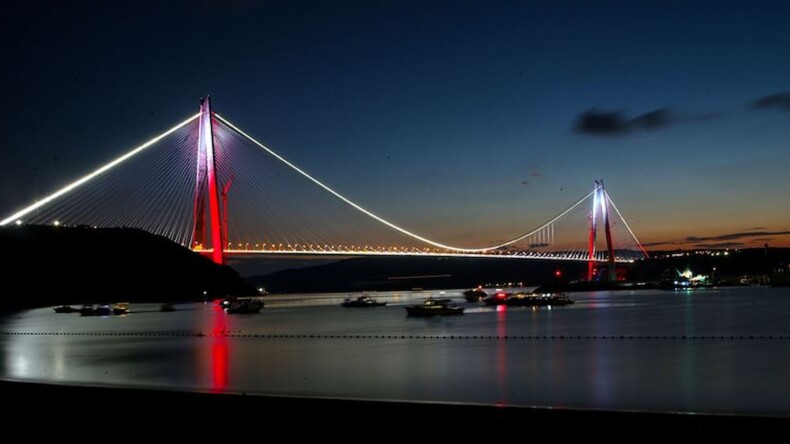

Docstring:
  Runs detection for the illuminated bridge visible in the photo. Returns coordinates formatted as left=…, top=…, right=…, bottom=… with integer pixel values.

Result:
left=0, top=97, right=648, bottom=279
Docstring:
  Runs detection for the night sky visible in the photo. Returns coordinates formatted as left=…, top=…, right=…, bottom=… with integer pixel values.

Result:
left=1, top=1, right=789, bottom=249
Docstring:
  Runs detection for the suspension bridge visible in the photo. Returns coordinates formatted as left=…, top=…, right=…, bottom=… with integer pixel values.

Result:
left=0, top=97, right=647, bottom=280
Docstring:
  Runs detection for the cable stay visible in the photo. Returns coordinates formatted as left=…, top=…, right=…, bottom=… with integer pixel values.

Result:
left=0, top=105, right=648, bottom=263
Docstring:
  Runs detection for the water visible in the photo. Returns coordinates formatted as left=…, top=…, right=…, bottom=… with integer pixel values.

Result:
left=2, top=287, right=790, bottom=416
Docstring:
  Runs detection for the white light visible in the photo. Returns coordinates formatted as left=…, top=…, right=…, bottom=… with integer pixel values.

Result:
left=53, top=220, right=60, bottom=226
left=15, top=220, right=22, bottom=226
left=0, top=113, right=200, bottom=226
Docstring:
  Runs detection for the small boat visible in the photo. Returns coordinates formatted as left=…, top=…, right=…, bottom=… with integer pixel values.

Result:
left=505, top=292, right=574, bottom=307
left=405, top=298, right=464, bottom=316
left=219, top=296, right=238, bottom=309
left=160, top=303, right=176, bottom=312
left=53, top=305, right=78, bottom=313
left=342, top=295, right=387, bottom=308
left=225, top=298, right=264, bottom=314
left=659, top=280, right=714, bottom=290
left=463, top=288, right=487, bottom=302
left=79, top=304, right=96, bottom=316
left=482, top=291, right=510, bottom=306
left=94, top=303, right=112, bottom=316
left=112, top=303, right=129, bottom=315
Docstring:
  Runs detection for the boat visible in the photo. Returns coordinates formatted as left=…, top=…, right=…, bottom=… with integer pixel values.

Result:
left=659, top=280, right=714, bottom=290
left=463, top=288, right=488, bottom=302
left=53, top=305, right=78, bottom=313
left=482, top=291, right=510, bottom=306
left=112, top=303, right=129, bottom=315
left=660, top=268, right=714, bottom=290
left=505, top=292, right=574, bottom=307
left=225, top=298, right=264, bottom=314
left=342, top=295, right=387, bottom=307
left=94, top=303, right=112, bottom=316
left=79, top=304, right=96, bottom=316
left=405, top=298, right=464, bottom=316
left=160, top=303, right=176, bottom=312
left=219, top=295, right=240, bottom=309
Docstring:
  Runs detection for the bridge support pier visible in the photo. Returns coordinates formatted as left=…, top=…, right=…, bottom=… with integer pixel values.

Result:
left=191, top=96, right=225, bottom=265
left=588, top=180, right=616, bottom=281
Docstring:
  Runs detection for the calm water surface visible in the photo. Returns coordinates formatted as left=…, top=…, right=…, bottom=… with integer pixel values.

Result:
left=2, top=287, right=790, bottom=416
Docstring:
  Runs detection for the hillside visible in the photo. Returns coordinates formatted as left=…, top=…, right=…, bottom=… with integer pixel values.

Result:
left=248, top=256, right=589, bottom=293
left=0, top=225, right=257, bottom=310
left=247, top=248, right=790, bottom=294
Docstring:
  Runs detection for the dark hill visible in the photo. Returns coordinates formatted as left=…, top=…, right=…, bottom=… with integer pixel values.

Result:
left=629, top=248, right=790, bottom=283
left=247, top=247, right=790, bottom=294
left=248, top=256, right=588, bottom=293
left=1, top=225, right=256, bottom=310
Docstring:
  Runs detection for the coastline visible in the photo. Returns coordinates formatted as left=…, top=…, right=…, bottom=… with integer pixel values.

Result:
left=1, top=379, right=785, bottom=430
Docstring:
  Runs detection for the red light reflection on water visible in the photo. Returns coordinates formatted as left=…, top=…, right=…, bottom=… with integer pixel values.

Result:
left=211, top=303, right=229, bottom=393
left=496, top=304, right=507, bottom=403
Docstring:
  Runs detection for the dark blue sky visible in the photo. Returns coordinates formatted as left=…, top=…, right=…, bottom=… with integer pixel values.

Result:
left=2, top=1, right=789, bottom=248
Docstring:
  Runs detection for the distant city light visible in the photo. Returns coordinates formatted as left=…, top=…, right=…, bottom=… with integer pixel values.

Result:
left=15, top=220, right=22, bottom=225
left=53, top=220, right=60, bottom=226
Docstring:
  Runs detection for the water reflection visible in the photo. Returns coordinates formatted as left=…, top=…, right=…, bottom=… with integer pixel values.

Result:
left=591, top=298, right=613, bottom=406
left=2, top=288, right=790, bottom=415
left=496, top=304, right=507, bottom=404
left=209, top=303, right=229, bottom=393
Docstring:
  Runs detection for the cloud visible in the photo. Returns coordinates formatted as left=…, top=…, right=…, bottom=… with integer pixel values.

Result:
left=643, top=230, right=790, bottom=248
left=630, top=108, right=672, bottom=130
left=641, top=239, right=683, bottom=247
left=574, top=107, right=716, bottom=136
left=683, top=230, right=790, bottom=242
left=750, top=92, right=790, bottom=112
left=692, top=242, right=745, bottom=249
left=574, top=109, right=630, bottom=135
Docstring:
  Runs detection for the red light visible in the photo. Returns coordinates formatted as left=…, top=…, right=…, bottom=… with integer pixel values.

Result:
left=554, top=270, right=562, bottom=277
left=212, top=339, right=228, bottom=393
left=211, top=306, right=229, bottom=393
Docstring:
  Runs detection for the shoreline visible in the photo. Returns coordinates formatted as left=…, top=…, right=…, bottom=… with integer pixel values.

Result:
left=1, top=379, right=785, bottom=429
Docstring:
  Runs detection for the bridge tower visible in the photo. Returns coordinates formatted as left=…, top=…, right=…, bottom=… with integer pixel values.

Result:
left=191, top=96, right=225, bottom=264
left=587, top=180, right=616, bottom=281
